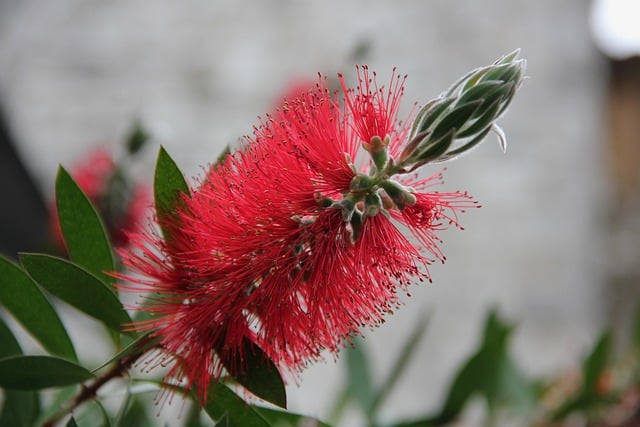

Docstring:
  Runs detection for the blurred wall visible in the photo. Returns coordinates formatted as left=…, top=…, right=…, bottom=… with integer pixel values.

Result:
left=0, top=0, right=607, bottom=424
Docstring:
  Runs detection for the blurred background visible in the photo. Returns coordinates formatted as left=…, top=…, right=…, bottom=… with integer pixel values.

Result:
left=0, top=0, right=639, bottom=425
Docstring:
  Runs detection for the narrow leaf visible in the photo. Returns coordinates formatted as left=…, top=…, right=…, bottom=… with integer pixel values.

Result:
left=226, top=338, right=287, bottom=408
left=154, top=147, right=190, bottom=240
left=0, top=355, right=93, bottom=390
left=583, top=331, right=611, bottom=394
left=202, top=383, right=270, bottom=427
left=372, top=314, right=429, bottom=412
left=0, top=256, right=76, bottom=361
left=0, top=390, right=40, bottom=427
left=20, top=253, right=131, bottom=333
left=55, top=166, right=116, bottom=285
left=0, top=315, right=22, bottom=358
left=345, top=337, right=375, bottom=413
left=254, top=406, right=332, bottom=427
left=0, top=316, right=41, bottom=427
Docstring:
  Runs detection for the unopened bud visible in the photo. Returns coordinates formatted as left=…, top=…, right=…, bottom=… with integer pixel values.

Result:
left=399, top=50, right=525, bottom=170
left=380, top=180, right=417, bottom=210
left=364, top=192, right=382, bottom=216
left=349, top=174, right=374, bottom=192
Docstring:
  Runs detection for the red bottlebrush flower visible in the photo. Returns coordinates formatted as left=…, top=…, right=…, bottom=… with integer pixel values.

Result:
left=51, top=147, right=149, bottom=249
left=120, top=69, right=478, bottom=404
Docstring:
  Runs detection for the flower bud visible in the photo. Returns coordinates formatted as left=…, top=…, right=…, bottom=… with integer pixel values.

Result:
left=380, top=180, right=417, bottom=210
left=399, top=50, right=526, bottom=170
left=364, top=192, right=382, bottom=216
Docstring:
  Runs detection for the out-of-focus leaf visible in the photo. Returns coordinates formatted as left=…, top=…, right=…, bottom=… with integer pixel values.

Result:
left=223, top=338, right=286, bottom=409
left=214, top=144, right=231, bottom=168
left=126, top=122, right=150, bottom=156
left=583, top=331, right=611, bottom=394
left=114, top=391, right=152, bottom=427
left=0, top=256, right=76, bottom=361
left=372, top=314, right=429, bottom=412
left=345, top=337, right=375, bottom=414
left=186, top=401, right=208, bottom=427
left=0, top=315, right=21, bottom=357
left=154, top=146, right=190, bottom=240
left=0, top=390, right=40, bottom=427
left=397, top=310, right=534, bottom=426
left=32, top=385, right=78, bottom=427
left=0, top=355, right=93, bottom=389
left=0, top=316, right=41, bottom=427
left=254, top=406, right=332, bottom=427
left=20, top=254, right=131, bottom=333
left=634, top=300, right=640, bottom=352
left=81, top=399, right=112, bottom=427
left=551, top=331, right=616, bottom=421
left=66, top=416, right=79, bottom=427
left=201, top=383, right=271, bottom=427
left=55, top=166, right=116, bottom=285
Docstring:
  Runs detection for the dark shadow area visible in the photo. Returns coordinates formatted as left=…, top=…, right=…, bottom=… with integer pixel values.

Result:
left=0, top=103, right=48, bottom=259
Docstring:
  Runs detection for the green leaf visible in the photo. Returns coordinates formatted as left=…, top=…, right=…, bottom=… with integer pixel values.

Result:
left=215, top=144, right=231, bottom=168
left=371, top=314, right=430, bottom=412
left=0, top=390, right=40, bottom=427
left=0, top=256, right=76, bottom=360
left=345, top=337, right=375, bottom=413
left=126, top=122, right=150, bottom=156
left=67, top=416, right=79, bottom=427
left=115, top=396, right=152, bottom=427
left=0, top=315, right=22, bottom=358
left=414, top=310, right=534, bottom=425
left=82, top=399, right=112, bottom=427
left=253, top=406, right=332, bottom=427
left=55, top=166, right=116, bottom=285
left=226, top=338, right=287, bottom=408
left=0, top=317, right=40, bottom=427
left=20, top=253, right=131, bottom=333
left=0, top=355, right=93, bottom=390
left=202, top=383, right=270, bottom=427
left=154, top=146, right=190, bottom=240
left=186, top=401, right=208, bottom=427
left=32, top=385, right=78, bottom=427
left=582, top=331, right=611, bottom=395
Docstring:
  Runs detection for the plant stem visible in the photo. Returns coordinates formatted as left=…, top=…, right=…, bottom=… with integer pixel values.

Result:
left=42, top=350, right=146, bottom=427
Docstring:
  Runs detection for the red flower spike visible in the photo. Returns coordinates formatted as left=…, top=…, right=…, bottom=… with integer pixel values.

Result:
left=120, top=68, right=479, bottom=405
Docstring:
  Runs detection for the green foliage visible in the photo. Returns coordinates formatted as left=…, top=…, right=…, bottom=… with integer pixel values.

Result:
left=20, top=253, right=131, bottom=333
left=372, top=314, right=430, bottom=412
left=55, top=166, right=116, bottom=285
left=201, top=383, right=326, bottom=427
left=0, top=317, right=41, bottom=427
left=126, top=122, right=150, bottom=156
left=397, top=310, right=534, bottom=426
left=154, top=146, right=190, bottom=240
left=0, top=315, right=22, bottom=358
left=551, top=331, right=616, bottom=421
left=223, top=338, right=287, bottom=409
left=331, top=316, right=430, bottom=426
left=345, top=337, right=375, bottom=414
left=0, top=256, right=77, bottom=360
left=0, top=355, right=93, bottom=389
